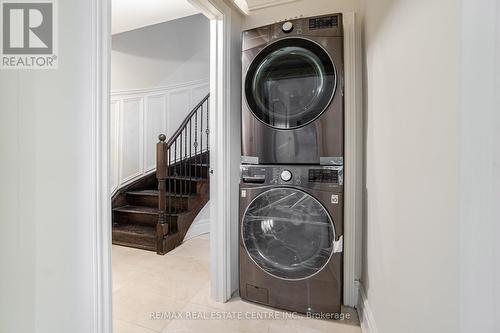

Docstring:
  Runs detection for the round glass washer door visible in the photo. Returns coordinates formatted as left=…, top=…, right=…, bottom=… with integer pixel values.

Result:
left=242, top=188, right=335, bottom=280
left=245, top=38, right=337, bottom=129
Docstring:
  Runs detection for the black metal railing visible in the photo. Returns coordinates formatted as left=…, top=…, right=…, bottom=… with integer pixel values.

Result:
left=155, top=93, right=210, bottom=254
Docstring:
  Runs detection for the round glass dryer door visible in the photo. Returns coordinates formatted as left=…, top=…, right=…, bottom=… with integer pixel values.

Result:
left=242, top=188, right=335, bottom=280
left=245, top=38, right=337, bottom=129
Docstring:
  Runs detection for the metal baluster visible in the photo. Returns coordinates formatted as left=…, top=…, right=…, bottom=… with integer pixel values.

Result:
left=205, top=99, right=210, bottom=153
left=194, top=109, right=198, bottom=179
left=181, top=129, right=184, bottom=196
left=174, top=140, right=177, bottom=216
left=182, top=128, right=188, bottom=209
left=198, top=103, right=205, bottom=177
left=168, top=147, right=172, bottom=228
left=189, top=119, right=192, bottom=194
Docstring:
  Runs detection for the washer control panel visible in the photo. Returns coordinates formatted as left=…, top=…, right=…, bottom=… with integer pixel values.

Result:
left=308, top=168, right=340, bottom=183
left=241, top=165, right=343, bottom=188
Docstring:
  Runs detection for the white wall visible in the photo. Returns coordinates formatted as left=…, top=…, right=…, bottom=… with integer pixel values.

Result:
left=361, top=1, right=461, bottom=333
left=110, top=81, right=209, bottom=192
left=0, top=1, right=104, bottom=332
left=459, top=1, right=500, bottom=333
left=495, top=5, right=500, bottom=327
left=111, top=14, right=210, bottom=91
left=243, top=0, right=361, bottom=30
left=229, top=3, right=244, bottom=296
left=184, top=202, right=211, bottom=241
left=361, top=0, right=499, bottom=333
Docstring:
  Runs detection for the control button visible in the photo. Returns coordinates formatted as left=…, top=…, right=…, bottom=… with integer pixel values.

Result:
left=282, top=21, right=294, bottom=33
left=280, top=170, right=292, bottom=182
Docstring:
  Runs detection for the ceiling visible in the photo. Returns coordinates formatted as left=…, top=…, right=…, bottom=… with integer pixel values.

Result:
left=112, top=0, right=201, bottom=35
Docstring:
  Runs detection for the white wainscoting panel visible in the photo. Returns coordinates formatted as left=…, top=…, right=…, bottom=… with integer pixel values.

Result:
left=168, top=89, right=192, bottom=136
left=110, top=79, right=209, bottom=193
left=145, top=94, right=167, bottom=172
left=120, top=97, right=143, bottom=183
left=110, top=101, right=120, bottom=192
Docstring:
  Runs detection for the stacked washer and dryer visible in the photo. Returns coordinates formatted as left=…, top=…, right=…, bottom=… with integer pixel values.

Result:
left=239, top=13, right=345, bottom=315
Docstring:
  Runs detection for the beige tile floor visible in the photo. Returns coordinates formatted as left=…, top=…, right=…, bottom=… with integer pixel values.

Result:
left=113, top=234, right=361, bottom=333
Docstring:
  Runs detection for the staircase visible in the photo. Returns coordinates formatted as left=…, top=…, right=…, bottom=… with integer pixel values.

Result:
left=112, top=94, right=210, bottom=254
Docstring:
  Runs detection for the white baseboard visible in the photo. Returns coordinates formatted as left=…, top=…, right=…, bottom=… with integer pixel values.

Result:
left=357, top=284, right=379, bottom=333
left=183, top=202, right=211, bottom=242
left=183, top=219, right=210, bottom=241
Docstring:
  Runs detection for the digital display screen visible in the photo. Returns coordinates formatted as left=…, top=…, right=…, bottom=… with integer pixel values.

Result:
left=309, top=16, right=339, bottom=30
left=308, top=169, right=339, bottom=183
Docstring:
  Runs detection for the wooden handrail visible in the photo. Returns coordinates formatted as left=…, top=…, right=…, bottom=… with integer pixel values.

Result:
left=155, top=93, right=210, bottom=254
left=167, top=93, right=210, bottom=147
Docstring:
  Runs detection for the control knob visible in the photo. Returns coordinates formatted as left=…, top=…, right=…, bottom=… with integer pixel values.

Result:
left=282, top=21, right=294, bottom=33
left=280, top=169, right=292, bottom=182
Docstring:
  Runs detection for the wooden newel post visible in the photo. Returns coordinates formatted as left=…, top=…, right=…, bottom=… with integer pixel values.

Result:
left=156, top=134, right=168, bottom=254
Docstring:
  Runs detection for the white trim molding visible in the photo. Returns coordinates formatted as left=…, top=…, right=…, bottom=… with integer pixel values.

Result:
left=343, top=11, right=364, bottom=307
left=189, top=0, right=241, bottom=302
left=246, top=0, right=299, bottom=11
left=111, top=78, right=209, bottom=96
left=358, top=285, right=379, bottom=333
left=91, top=0, right=112, bottom=332
left=231, top=0, right=250, bottom=15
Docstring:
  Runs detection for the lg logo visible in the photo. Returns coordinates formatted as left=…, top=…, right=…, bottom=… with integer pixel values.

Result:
left=1, top=1, right=57, bottom=69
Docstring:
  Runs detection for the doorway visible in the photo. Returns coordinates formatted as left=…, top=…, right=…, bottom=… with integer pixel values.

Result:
left=104, top=1, right=239, bottom=329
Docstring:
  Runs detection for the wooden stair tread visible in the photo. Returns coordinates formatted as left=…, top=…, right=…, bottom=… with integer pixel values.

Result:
left=113, top=205, right=186, bottom=216
left=113, top=205, right=158, bottom=214
left=167, top=176, right=207, bottom=181
left=127, top=190, right=159, bottom=196
left=127, top=190, right=196, bottom=198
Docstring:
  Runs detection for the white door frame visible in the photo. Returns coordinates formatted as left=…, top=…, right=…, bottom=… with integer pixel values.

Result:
left=91, top=0, right=112, bottom=332
left=342, top=12, right=363, bottom=307
left=187, top=0, right=239, bottom=302
left=90, top=0, right=238, bottom=331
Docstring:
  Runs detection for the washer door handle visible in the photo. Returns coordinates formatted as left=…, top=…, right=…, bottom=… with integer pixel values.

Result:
left=333, top=236, right=344, bottom=253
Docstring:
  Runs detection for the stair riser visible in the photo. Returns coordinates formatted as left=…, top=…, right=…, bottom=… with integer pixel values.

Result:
left=170, top=165, right=209, bottom=178
left=112, top=232, right=156, bottom=251
left=113, top=211, right=156, bottom=226
left=126, top=194, right=158, bottom=208
left=113, top=211, right=179, bottom=227
left=126, top=194, right=197, bottom=210
left=166, top=179, right=203, bottom=194
left=179, top=153, right=209, bottom=165
left=163, top=197, right=197, bottom=212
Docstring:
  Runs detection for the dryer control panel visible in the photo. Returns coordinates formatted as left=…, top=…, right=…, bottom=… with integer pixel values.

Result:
left=309, top=15, right=339, bottom=30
